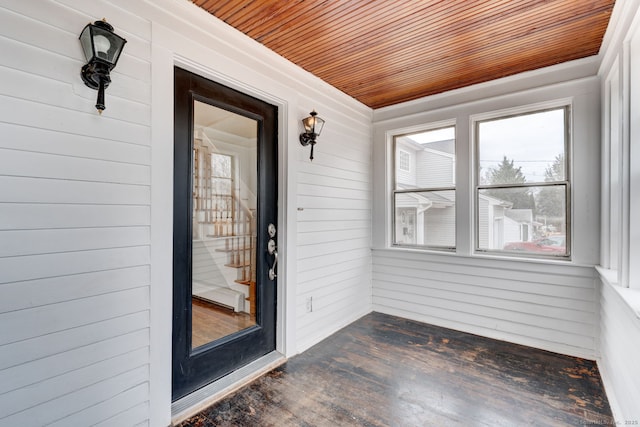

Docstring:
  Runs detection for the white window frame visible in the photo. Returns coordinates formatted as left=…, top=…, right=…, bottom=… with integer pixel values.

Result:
left=391, top=121, right=457, bottom=251
left=471, top=102, right=572, bottom=260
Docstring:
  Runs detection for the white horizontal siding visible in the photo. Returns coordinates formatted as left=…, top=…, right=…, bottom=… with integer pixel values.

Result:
left=295, top=104, right=372, bottom=352
left=0, top=95, right=150, bottom=144
left=596, top=1, right=640, bottom=423
left=425, top=207, right=455, bottom=247
left=0, top=148, right=150, bottom=184
left=372, top=249, right=598, bottom=358
left=1, top=362, right=149, bottom=427
left=0, top=227, right=149, bottom=257
left=0, top=311, right=149, bottom=371
left=2, top=0, right=376, bottom=424
left=0, top=266, right=149, bottom=313
left=416, top=150, right=453, bottom=187
left=52, top=386, right=150, bottom=427
left=0, top=204, right=149, bottom=230
left=0, top=122, right=151, bottom=164
left=0, top=329, right=149, bottom=395
left=598, top=280, right=640, bottom=422
left=0, top=0, right=152, bottom=425
left=0, top=176, right=150, bottom=205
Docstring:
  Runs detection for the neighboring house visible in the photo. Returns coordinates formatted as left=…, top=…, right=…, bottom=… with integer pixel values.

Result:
left=505, top=209, right=534, bottom=243
left=395, top=136, right=456, bottom=247
left=395, top=136, right=533, bottom=250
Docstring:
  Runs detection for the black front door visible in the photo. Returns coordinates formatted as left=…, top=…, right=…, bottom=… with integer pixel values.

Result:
left=172, top=67, right=278, bottom=401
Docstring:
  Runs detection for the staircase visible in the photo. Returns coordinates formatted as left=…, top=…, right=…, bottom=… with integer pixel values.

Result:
left=192, top=137, right=257, bottom=317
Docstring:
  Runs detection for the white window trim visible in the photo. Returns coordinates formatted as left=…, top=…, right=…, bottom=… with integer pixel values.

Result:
left=470, top=99, right=573, bottom=260
left=624, top=15, right=640, bottom=290
left=389, top=119, right=457, bottom=251
left=603, top=58, right=623, bottom=279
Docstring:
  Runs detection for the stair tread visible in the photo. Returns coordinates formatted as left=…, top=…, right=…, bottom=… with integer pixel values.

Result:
left=225, top=262, right=251, bottom=268
left=206, top=233, right=255, bottom=238
left=215, top=247, right=253, bottom=253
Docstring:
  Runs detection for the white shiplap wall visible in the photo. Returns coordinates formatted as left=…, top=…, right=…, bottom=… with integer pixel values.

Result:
left=596, top=0, right=640, bottom=422
left=0, top=0, right=150, bottom=425
left=598, top=279, right=640, bottom=422
left=294, top=109, right=372, bottom=352
left=0, top=1, right=151, bottom=426
left=373, top=249, right=598, bottom=357
left=1, top=0, right=374, bottom=424
left=372, top=64, right=602, bottom=359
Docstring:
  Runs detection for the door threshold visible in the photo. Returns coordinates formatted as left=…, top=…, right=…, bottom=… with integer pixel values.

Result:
left=171, top=351, right=286, bottom=425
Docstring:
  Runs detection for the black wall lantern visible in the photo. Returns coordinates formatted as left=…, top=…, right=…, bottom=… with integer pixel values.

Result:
left=79, top=19, right=127, bottom=114
left=299, top=110, right=325, bottom=160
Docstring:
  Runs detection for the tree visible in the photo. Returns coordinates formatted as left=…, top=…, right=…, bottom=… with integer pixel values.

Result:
left=543, top=153, right=564, bottom=182
left=536, top=154, right=565, bottom=229
left=484, top=156, right=535, bottom=209
left=485, top=156, right=526, bottom=185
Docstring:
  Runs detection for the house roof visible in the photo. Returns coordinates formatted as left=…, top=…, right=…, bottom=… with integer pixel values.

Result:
left=419, top=139, right=455, bottom=155
left=192, top=1, right=615, bottom=109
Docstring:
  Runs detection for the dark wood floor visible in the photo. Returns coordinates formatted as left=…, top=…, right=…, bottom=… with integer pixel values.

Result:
left=191, top=298, right=255, bottom=348
left=180, top=312, right=613, bottom=426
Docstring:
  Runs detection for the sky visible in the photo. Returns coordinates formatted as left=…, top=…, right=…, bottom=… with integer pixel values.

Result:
left=409, top=109, right=566, bottom=183
left=478, top=109, right=565, bottom=183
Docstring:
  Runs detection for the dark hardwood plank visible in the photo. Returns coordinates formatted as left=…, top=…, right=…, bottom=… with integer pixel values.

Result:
left=180, top=312, right=613, bottom=426
left=191, top=298, right=255, bottom=349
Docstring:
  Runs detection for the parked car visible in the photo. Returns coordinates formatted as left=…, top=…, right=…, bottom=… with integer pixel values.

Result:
left=503, top=235, right=566, bottom=254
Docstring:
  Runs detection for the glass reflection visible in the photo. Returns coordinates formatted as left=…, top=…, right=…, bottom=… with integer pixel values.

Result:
left=191, top=100, right=258, bottom=349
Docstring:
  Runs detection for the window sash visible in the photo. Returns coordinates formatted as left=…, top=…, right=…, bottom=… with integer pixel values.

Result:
left=392, top=124, right=456, bottom=250
left=392, top=188, right=456, bottom=250
left=473, top=106, right=570, bottom=259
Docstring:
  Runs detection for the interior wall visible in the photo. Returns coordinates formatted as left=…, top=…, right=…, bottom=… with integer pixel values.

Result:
left=596, top=0, right=640, bottom=421
left=0, top=0, right=372, bottom=426
left=371, top=63, right=602, bottom=359
left=0, top=1, right=153, bottom=425
left=598, top=280, right=640, bottom=421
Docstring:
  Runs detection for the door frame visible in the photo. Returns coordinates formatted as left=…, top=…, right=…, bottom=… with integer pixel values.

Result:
left=150, top=46, right=295, bottom=424
left=172, top=66, right=278, bottom=401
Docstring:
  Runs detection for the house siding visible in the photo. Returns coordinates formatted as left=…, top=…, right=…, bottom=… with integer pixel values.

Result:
left=478, top=197, right=490, bottom=249
left=0, top=0, right=152, bottom=425
left=372, top=250, right=598, bottom=357
left=416, top=150, right=453, bottom=188
left=598, top=280, right=640, bottom=422
left=596, top=0, right=640, bottom=421
left=294, top=108, right=372, bottom=351
left=372, top=68, right=601, bottom=359
left=424, top=197, right=455, bottom=247
left=0, top=0, right=372, bottom=425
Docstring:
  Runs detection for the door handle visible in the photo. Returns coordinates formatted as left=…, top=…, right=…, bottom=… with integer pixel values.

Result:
left=267, top=223, right=277, bottom=281
left=269, top=248, right=277, bottom=281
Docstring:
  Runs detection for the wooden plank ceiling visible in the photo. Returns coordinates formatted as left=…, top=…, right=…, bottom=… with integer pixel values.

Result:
left=191, top=0, right=615, bottom=109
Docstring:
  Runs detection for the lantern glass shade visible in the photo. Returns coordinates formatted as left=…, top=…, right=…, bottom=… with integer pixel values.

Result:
left=79, top=21, right=127, bottom=68
left=302, top=112, right=325, bottom=136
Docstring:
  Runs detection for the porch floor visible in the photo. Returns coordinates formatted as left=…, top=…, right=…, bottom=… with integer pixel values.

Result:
left=179, top=312, right=613, bottom=426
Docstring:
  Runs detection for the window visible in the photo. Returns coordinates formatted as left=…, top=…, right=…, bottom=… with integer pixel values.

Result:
left=475, top=107, right=570, bottom=258
left=393, top=125, right=456, bottom=249
left=398, top=150, right=411, bottom=172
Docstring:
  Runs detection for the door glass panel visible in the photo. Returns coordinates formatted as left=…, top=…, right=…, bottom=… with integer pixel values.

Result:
left=191, top=100, right=257, bottom=349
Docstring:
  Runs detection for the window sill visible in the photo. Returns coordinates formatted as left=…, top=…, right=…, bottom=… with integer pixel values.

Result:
left=596, top=266, right=640, bottom=320
left=376, top=245, right=594, bottom=268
